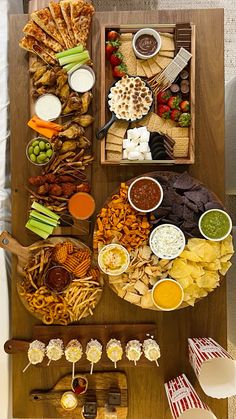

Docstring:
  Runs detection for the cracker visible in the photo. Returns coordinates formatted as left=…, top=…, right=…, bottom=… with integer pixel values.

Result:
left=159, top=50, right=175, bottom=58
left=161, top=32, right=174, bottom=39
left=106, top=150, right=122, bottom=161
left=147, top=113, right=165, bottom=132
left=163, top=119, right=178, bottom=129
left=170, top=127, right=189, bottom=138
left=119, top=39, right=137, bottom=75
left=135, top=112, right=152, bottom=127
left=173, top=137, right=189, bottom=158
left=106, top=133, right=124, bottom=145
left=108, top=120, right=129, bottom=137
left=136, top=59, right=146, bottom=77
left=105, top=143, right=122, bottom=152
left=160, top=34, right=175, bottom=51
left=147, top=58, right=162, bottom=76
left=120, top=33, right=133, bottom=41
left=154, top=55, right=173, bottom=69
left=141, top=60, right=153, bottom=78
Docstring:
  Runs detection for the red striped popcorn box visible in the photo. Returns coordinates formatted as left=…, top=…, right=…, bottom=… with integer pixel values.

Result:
left=188, top=337, right=236, bottom=398
left=165, top=373, right=217, bottom=419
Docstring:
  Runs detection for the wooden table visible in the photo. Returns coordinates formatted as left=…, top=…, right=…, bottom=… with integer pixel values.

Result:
left=9, top=8, right=225, bottom=419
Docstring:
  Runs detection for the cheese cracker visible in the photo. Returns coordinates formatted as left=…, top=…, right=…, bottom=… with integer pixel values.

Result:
left=119, top=38, right=137, bottom=75
left=106, top=150, right=122, bottom=161
left=108, top=120, right=129, bottom=137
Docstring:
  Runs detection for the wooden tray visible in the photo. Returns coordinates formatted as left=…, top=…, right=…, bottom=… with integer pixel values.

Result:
left=99, top=23, right=196, bottom=165
left=29, top=372, right=128, bottom=418
left=5, top=323, right=157, bottom=368
left=93, top=171, right=225, bottom=311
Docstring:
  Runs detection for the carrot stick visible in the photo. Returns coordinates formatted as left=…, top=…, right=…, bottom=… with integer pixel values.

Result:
left=32, top=115, right=62, bottom=131
left=28, top=119, right=58, bottom=139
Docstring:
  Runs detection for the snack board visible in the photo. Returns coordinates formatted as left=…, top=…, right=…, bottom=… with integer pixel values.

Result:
left=93, top=171, right=234, bottom=310
left=0, top=231, right=103, bottom=325
left=19, top=0, right=95, bottom=237
left=100, top=23, right=195, bottom=165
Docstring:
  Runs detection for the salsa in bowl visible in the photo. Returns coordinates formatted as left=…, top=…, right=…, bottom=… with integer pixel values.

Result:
left=128, top=177, right=163, bottom=213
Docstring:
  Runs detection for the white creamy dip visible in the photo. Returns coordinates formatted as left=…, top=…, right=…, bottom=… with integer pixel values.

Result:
left=69, top=68, right=94, bottom=93
left=35, top=94, right=62, bottom=121
left=150, top=224, right=185, bottom=259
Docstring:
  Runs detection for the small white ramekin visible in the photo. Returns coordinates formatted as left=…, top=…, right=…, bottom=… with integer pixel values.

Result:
left=132, top=28, right=162, bottom=60
left=128, top=176, right=163, bottom=213
left=198, top=209, right=232, bottom=241
left=98, top=243, right=130, bottom=276
left=149, top=224, right=186, bottom=260
left=151, top=278, right=184, bottom=311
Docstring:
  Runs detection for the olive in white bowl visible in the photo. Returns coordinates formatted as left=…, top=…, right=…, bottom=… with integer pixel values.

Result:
left=26, top=137, right=54, bottom=166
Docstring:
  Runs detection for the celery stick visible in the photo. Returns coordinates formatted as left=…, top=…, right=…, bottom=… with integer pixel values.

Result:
left=63, top=62, right=76, bottom=72
left=59, top=50, right=89, bottom=66
left=67, top=59, right=90, bottom=74
left=30, top=210, right=59, bottom=227
left=56, top=44, right=84, bottom=59
left=29, top=219, right=54, bottom=234
left=31, top=201, right=60, bottom=221
left=25, top=221, right=49, bottom=239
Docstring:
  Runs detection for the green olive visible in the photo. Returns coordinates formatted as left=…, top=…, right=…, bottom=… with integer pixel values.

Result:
left=28, top=146, right=34, bottom=155
left=46, top=149, right=53, bottom=158
left=34, top=145, right=40, bottom=155
left=45, top=158, right=50, bottom=163
left=38, top=153, right=47, bottom=161
left=36, top=155, right=43, bottom=164
left=39, top=141, right=46, bottom=150
left=32, top=140, right=39, bottom=147
left=45, top=142, right=51, bottom=150
left=30, top=154, right=36, bottom=162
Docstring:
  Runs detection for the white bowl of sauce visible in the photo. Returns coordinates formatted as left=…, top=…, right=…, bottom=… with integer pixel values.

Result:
left=68, top=65, right=95, bottom=93
left=35, top=94, right=62, bottom=121
left=132, top=28, right=162, bottom=60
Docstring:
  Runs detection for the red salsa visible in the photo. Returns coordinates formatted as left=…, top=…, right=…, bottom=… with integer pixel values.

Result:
left=72, top=377, right=87, bottom=395
left=45, top=266, right=71, bottom=294
left=130, top=178, right=161, bottom=210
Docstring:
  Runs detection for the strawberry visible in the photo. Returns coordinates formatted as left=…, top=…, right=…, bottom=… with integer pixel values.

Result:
left=109, top=52, right=123, bottom=67
left=105, top=40, right=120, bottom=59
left=112, top=64, right=127, bottom=78
left=180, top=100, right=190, bottom=112
left=178, top=112, right=191, bottom=127
left=157, top=90, right=171, bottom=104
left=157, top=104, right=171, bottom=119
left=170, top=109, right=181, bottom=122
left=167, top=95, right=181, bottom=110
left=107, top=30, right=120, bottom=42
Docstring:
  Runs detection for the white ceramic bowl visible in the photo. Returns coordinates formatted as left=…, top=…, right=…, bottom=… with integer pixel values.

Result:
left=132, top=28, right=162, bottom=60
left=198, top=209, right=232, bottom=242
left=98, top=243, right=130, bottom=276
left=151, top=278, right=184, bottom=311
left=68, top=65, right=95, bottom=93
left=35, top=94, right=62, bottom=121
left=128, top=176, right=163, bottom=213
left=149, top=224, right=186, bottom=260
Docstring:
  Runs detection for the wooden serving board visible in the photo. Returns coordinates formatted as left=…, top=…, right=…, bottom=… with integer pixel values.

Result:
left=100, top=23, right=196, bottom=165
left=93, top=171, right=225, bottom=311
left=0, top=231, right=103, bottom=323
left=29, top=372, right=128, bottom=418
left=5, top=323, right=157, bottom=368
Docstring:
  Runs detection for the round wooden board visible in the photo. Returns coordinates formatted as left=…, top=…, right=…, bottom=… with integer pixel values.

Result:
left=93, top=171, right=225, bottom=311
left=0, top=232, right=104, bottom=324
left=30, top=372, right=128, bottom=419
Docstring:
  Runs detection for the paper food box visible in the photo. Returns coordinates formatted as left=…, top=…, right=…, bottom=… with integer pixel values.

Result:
left=188, top=337, right=236, bottom=399
left=165, top=373, right=217, bottom=419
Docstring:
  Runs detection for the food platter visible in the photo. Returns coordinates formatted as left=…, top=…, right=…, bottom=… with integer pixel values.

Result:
left=99, top=23, right=196, bottom=165
left=0, top=231, right=103, bottom=324
left=93, top=171, right=234, bottom=310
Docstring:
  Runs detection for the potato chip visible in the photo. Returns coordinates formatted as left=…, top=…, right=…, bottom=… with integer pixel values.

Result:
left=219, top=261, right=232, bottom=275
left=180, top=250, right=202, bottom=262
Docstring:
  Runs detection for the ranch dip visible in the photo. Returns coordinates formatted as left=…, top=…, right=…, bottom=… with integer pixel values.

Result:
left=150, top=224, right=185, bottom=259
left=35, top=94, right=61, bottom=121
left=69, top=68, right=95, bottom=93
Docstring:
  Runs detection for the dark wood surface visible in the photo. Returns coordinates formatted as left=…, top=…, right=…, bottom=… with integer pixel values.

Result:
left=9, top=8, right=225, bottom=419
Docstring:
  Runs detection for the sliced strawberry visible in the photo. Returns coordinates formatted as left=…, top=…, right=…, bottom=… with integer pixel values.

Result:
left=157, top=104, right=171, bottom=119
left=157, top=90, right=171, bottom=104
left=170, top=109, right=181, bottom=122
left=167, top=96, right=181, bottom=110
left=180, top=100, right=190, bottom=112
left=110, top=52, right=123, bottom=67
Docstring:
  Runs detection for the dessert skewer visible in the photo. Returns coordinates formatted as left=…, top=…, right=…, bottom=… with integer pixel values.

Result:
left=23, top=340, right=45, bottom=373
